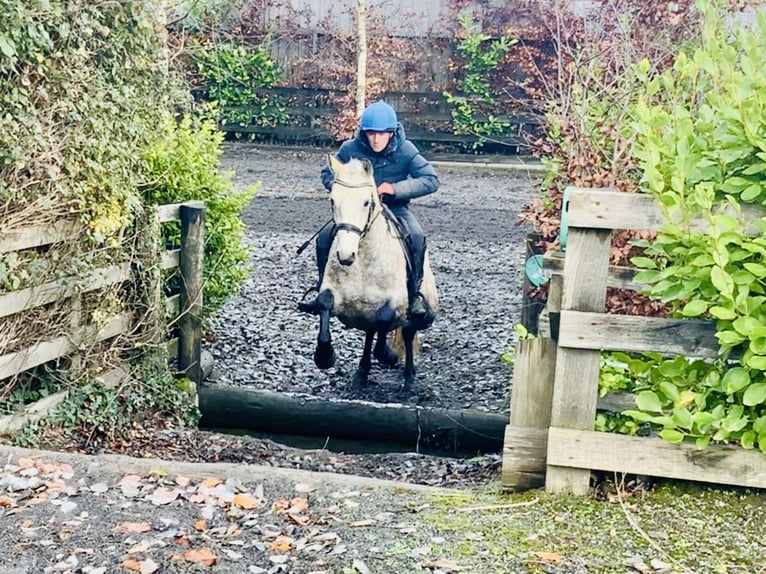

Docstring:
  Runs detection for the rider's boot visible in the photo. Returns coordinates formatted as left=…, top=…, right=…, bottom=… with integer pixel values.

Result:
left=298, top=232, right=332, bottom=315
left=407, top=237, right=430, bottom=321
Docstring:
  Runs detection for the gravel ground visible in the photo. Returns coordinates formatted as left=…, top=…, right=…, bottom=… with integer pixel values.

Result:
left=207, top=144, right=541, bottom=414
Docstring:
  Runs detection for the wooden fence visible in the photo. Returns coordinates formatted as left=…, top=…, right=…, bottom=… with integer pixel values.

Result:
left=215, top=87, right=541, bottom=152
left=502, top=187, right=766, bottom=494
left=0, top=202, right=205, bottom=434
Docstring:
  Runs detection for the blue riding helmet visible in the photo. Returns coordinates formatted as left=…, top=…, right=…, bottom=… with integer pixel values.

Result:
left=360, top=101, right=398, bottom=132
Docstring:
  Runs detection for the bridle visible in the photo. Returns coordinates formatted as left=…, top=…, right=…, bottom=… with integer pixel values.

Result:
left=332, top=177, right=381, bottom=237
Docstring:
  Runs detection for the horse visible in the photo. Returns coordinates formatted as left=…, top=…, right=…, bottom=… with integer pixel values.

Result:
left=306, top=155, right=438, bottom=393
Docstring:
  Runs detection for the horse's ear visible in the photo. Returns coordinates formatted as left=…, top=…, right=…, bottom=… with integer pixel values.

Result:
left=360, top=158, right=373, bottom=175
left=328, top=154, right=342, bottom=174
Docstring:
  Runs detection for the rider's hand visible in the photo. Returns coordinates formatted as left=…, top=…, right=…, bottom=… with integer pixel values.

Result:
left=378, top=182, right=395, bottom=196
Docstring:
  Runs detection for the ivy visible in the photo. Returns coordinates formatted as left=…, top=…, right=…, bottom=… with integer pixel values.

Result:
left=443, top=13, right=515, bottom=148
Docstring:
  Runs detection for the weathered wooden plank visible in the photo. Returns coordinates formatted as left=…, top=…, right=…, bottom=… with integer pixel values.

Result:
left=544, top=252, right=642, bottom=291
left=567, top=188, right=766, bottom=233
left=0, top=314, right=131, bottom=381
left=502, top=425, right=548, bottom=491
left=0, top=221, right=81, bottom=254
left=547, top=427, right=766, bottom=490
left=178, top=202, right=205, bottom=384
left=558, top=310, right=719, bottom=358
left=0, top=263, right=131, bottom=319
left=166, top=293, right=180, bottom=319
left=546, top=227, right=611, bottom=495
left=155, top=203, right=182, bottom=223
left=161, top=249, right=180, bottom=270
left=502, top=337, right=557, bottom=491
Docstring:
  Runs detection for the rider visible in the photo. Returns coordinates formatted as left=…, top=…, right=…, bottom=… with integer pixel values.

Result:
left=300, top=100, right=439, bottom=321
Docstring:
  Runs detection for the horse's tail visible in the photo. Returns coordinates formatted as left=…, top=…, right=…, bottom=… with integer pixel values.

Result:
left=387, top=328, right=420, bottom=362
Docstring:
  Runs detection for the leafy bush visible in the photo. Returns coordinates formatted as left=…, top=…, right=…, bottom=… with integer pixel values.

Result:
left=194, top=42, right=288, bottom=133
left=141, top=112, right=258, bottom=315
left=620, top=2, right=766, bottom=450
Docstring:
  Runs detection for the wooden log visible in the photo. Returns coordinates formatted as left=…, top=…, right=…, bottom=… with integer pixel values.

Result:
left=547, top=427, right=766, bottom=490
left=502, top=336, right=557, bottom=491
left=178, top=201, right=205, bottom=386
left=198, top=385, right=507, bottom=453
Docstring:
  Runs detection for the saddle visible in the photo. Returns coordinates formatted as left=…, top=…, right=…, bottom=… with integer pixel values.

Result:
left=381, top=205, right=415, bottom=280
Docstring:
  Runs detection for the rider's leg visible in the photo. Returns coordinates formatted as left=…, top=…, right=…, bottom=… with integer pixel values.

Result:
left=298, top=225, right=334, bottom=314
left=394, top=209, right=429, bottom=319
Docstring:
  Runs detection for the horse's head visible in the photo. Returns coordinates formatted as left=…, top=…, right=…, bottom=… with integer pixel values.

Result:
left=328, top=155, right=380, bottom=266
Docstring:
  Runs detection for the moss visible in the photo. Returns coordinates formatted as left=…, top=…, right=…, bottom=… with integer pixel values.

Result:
left=415, top=480, right=766, bottom=573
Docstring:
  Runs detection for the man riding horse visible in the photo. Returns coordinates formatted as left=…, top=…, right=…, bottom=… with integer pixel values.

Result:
left=299, top=100, right=439, bottom=326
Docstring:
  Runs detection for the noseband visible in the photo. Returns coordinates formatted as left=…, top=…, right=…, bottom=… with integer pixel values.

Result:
left=332, top=177, right=379, bottom=237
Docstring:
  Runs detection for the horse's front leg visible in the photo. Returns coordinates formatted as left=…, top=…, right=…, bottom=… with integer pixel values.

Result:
left=352, top=330, right=375, bottom=388
left=313, top=291, right=335, bottom=369
left=401, top=326, right=418, bottom=394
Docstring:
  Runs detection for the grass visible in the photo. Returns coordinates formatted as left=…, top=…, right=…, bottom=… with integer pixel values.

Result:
left=413, top=477, right=766, bottom=574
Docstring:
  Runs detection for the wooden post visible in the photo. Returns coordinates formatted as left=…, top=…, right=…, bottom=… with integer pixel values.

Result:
left=545, top=226, right=610, bottom=495
left=501, top=336, right=557, bottom=491
left=178, top=201, right=205, bottom=386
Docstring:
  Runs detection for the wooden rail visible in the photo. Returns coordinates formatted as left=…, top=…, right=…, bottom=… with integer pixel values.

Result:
left=502, top=187, right=766, bottom=494
left=0, top=202, right=206, bottom=433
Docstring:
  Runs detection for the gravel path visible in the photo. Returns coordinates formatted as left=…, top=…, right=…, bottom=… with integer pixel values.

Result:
left=207, top=144, right=541, bottom=415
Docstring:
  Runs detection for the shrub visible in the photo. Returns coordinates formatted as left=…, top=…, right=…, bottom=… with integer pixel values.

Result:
left=141, top=112, right=258, bottom=315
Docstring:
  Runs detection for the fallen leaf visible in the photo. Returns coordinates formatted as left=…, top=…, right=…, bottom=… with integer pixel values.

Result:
left=233, top=493, right=261, bottom=509
left=533, top=551, right=561, bottom=563
left=0, top=496, right=15, bottom=507
left=121, top=558, right=142, bottom=572
left=294, top=483, right=316, bottom=494
left=194, top=519, right=207, bottom=532
left=288, top=512, right=310, bottom=526
left=149, top=487, right=180, bottom=506
left=139, top=558, right=159, bottom=574
left=352, top=558, right=371, bottom=574
left=116, top=522, right=152, bottom=535
left=270, top=534, right=294, bottom=552
left=183, top=547, right=217, bottom=566
left=174, top=475, right=191, bottom=487
left=200, top=477, right=223, bottom=488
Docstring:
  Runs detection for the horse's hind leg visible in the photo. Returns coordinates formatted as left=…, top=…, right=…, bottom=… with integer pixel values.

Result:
left=352, top=331, right=375, bottom=388
left=402, top=327, right=418, bottom=394
left=373, top=329, right=399, bottom=367
left=313, top=294, right=335, bottom=369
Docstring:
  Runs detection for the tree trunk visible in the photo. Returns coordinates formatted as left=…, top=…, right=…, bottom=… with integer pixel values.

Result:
left=355, top=0, right=367, bottom=116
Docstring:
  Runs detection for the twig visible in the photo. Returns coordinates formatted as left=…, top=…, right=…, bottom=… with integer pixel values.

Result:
left=457, top=498, right=539, bottom=512
left=613, top=472, right=696, bottom=574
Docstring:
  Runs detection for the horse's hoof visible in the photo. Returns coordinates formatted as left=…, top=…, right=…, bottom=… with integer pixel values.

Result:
left=351, top=370, right=369, bottom=389
left=374, top=344, right=399, bottom=367
left=401, top=377, right=418, bottom=397
left=314, top=344, right=336, bottom=369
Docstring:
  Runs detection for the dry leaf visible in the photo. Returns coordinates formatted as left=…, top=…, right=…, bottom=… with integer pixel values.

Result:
left=0, top=496, right=15, bottom=507
left=269, top=534, right=294, bottom=552
left=233, top=493, right=260, bottom=509
left=174, top=536, right=191, bottom=546
left=288, top=512, right=310, bottom=526
left=533, top=551, right=561, bottom=563
left=174, top=475, right=191, bottom=487
left=194, top=519, right=207, bottom=532
left=289, top=497, right=309, bottom=513
left=121, top=558, right=142, bottom=572
left=116, top=522, right=152, bottom=535
left=149, top=487, right=180, bottom=506
left=139, top=558, right=159, bottom=574
left=183, top=547, right=217, bottom=566
left=200, top=477, right=223, bottom=488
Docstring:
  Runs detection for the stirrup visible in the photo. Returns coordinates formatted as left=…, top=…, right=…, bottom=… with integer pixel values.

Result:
left=298, top=286, right=321, bottom=314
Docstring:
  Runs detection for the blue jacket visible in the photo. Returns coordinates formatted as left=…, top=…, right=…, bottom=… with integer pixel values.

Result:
left=321, top=123, right=439, bottom=209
